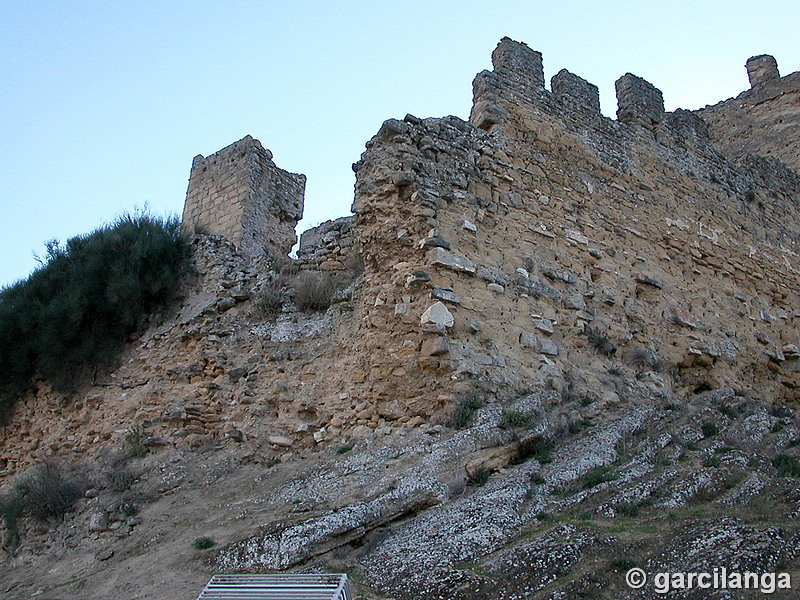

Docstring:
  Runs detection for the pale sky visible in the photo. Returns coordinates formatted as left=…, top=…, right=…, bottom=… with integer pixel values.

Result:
left=1, top=1, right=798, bottom=286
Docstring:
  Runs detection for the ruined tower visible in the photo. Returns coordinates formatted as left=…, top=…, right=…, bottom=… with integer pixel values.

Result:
left=182, top=135, right=305, bottom=258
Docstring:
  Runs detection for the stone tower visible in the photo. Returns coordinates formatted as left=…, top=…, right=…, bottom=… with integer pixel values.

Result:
left=182, top=135, right=305, bottom=258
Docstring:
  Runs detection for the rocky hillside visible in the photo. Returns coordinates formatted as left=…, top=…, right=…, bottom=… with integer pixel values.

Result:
left=1, top=38, right=799, bottom=599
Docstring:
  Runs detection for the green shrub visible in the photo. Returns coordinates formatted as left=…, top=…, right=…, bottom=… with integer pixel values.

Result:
left=580, top=465, right=618, bottom=489
left=467, top=467, right=491, bottom=487
left=109, top=470, right=138, bottom=492
left=0, top=212, right=187, bottom=422
left=193, top=536, right=216, bottom=550
left=336, top=444, right=354, bottom=455
left=610, top=557, right=638, bottom=571
left=616, top=503, right=640, bottom=517
left=772, top=454, right=800, bottom=477
left=446, top=392, right=483, bottom=429
left=498, top=409, right=534, bottom=429
left=125, top=428, right=149, bottom=458
left=514, top=435, right=554, bottom=464
left=701, top=422, right=720, bottom=438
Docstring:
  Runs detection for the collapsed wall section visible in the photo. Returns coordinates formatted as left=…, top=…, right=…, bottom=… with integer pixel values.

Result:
left=182, top=135, right=305, bottom=258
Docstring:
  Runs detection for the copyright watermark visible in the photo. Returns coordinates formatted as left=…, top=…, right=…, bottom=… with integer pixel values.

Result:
left=625, top=568, right=792, bottom=594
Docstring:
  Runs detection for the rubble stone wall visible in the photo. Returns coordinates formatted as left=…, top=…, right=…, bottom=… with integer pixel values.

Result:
left=351, top=37, right=800, bottom=412
left=296, top=216, right=357, bottom=271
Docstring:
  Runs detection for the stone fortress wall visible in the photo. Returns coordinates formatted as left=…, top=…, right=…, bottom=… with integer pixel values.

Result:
left=1, top=38, right=799, bottom=476
left=349, top=37, right=800, bottom=410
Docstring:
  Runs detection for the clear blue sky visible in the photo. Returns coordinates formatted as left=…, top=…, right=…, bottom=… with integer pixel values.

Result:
left=1, top=1, right=798, bottom=286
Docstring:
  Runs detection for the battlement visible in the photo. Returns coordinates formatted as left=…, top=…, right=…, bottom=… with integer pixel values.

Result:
left=182, top=135, right=305, bottom=258
left=551, top=69, right=600, bottom=118
left=746, top=54, right=780, bottom=88
left=615, top=72, right=665, bottom=130
left=471, top=38, right=676, bottom=139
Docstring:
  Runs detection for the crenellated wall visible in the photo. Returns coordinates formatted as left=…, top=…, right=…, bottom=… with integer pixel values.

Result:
left=351, top=37, right=800, bottom=411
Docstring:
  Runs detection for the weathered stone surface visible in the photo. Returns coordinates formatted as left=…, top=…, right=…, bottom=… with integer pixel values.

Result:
left=420, top=237, right=451, bottom=250
left=267, top=435, right=293, bottom=448
left=3, top=38, right=800, bottom=600
left=420, top=302, right=454, bottom=329
left=746, top=54, right=780, bottom=88
left=426, top=247, right=476, bottom=274
left=487, top=283, right=504, bottom=294
left=421, top=336, right=450, bottom=357
left=616, top=73, right=664, bottom=130
left=431, top=288, right=460, bottom=305
left=88, top=511, right=110, bottom=532
left=182, top=136, right=305, bottom=257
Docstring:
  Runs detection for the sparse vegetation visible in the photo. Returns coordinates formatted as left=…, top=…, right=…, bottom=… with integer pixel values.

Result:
left=467, top=467, right=491, bottom=486
left=0, top=212, right=187, bottom=422
left=701, top=422, right=720, bottom=438
left=446, top=391, right=483, bottom=429
left=193, top=536, right=216, bottom=550
left=126, top=428, right=149, bottom=458
left=609, top=557, right=638, bottom=571
left=498, top=409, right=534, bottom=429
left=255, top=277, right=285, bottom=317
left=623, top=347, right=663, bottom=371
left=585, top=327, right=617, bottom=356
left=580, top=465, right=618, bottom=489
left=3, top=461, right=86, bottom=529
left=514, top=435, right=554, bottom=464
left=616, top=503, right=640, bottom=517
left=108, top=466, right=139, bottom=492
left=272, top=254, right=300, bottom=276
left=291, top=271, right=341, bottom=311
left=336, top=445, right=354, bottom=455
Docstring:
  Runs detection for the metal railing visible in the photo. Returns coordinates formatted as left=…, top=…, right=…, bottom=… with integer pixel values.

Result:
left=195, top=573, right=353, bottom=600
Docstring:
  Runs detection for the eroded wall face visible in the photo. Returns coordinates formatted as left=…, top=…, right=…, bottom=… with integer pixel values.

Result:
left=351, top=38, right=800, bottom=411
left=182, top=135, right=305, bottom=258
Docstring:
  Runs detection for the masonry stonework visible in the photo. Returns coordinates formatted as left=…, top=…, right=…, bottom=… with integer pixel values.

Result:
left=2, top=38, right=799, bottom=477
left=182, top=135, right=305, bottom=258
